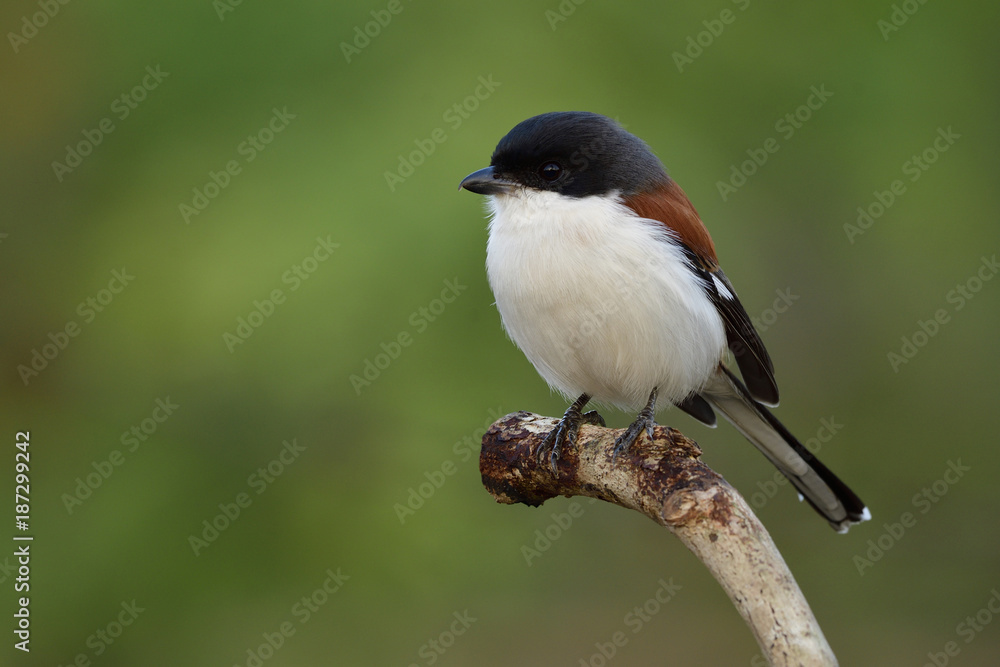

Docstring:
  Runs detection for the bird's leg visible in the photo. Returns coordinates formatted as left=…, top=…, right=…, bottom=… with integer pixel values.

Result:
left=539, top=393, right=605, bottom=472
left=612, top=387, right=659, bottom=461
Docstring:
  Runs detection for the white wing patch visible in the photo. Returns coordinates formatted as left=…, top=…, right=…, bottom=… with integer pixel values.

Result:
left=712, top=273, right=734, bottom=300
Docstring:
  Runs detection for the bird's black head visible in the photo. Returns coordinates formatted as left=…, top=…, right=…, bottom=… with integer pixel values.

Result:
left=460, top=111, right=669, bottom=198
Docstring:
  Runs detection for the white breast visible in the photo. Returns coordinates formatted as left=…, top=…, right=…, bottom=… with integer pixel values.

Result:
left=484, top=189, right=726, bottom=412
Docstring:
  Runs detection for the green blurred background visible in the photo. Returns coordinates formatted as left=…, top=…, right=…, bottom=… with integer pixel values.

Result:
left=2, top=1, right=999, bottom=664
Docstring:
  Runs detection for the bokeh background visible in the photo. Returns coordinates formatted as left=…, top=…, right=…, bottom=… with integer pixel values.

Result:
left=2, top=1, right=999, bottom=665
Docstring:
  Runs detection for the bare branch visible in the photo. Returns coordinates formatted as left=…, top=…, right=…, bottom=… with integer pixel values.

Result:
left=480, top=411, right=838, bottom=667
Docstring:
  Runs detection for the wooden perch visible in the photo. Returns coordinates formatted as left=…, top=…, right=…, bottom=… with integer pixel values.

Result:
left=480, top=411, right=837, bottom=667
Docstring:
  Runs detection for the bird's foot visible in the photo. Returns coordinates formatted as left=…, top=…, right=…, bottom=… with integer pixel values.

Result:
left=612, top=388, right=659, bottom=462
left=539, top=395, right=603, bottom=473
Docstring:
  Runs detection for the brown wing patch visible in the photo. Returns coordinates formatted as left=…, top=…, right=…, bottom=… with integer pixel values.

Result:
left=623, top=179, right=779, bottom=405
left=622, top=179, right=718, bottom=267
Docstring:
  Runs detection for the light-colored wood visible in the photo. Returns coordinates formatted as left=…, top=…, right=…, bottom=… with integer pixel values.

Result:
left=480, top=412, right=837, bottom=667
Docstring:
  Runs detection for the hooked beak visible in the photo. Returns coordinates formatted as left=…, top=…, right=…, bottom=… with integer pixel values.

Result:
left=459, top=166, right=516, bottom=195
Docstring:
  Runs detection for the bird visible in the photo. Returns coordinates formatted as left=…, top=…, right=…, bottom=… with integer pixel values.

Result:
left=459, top=111, right=870, bottom=532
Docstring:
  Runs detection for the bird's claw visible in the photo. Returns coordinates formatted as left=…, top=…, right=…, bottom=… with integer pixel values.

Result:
left=611, top=418, right=655, bottom=462
left=611, top=387, right=659, bottom=463
left=538, top=397, right=603, bottom=473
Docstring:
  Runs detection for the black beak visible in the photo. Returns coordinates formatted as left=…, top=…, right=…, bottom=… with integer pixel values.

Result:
left=459, top=166, right=516, bottom=195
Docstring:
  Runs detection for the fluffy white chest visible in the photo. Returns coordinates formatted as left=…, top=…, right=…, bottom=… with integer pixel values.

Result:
left=485, top=189, right=726, bottom=411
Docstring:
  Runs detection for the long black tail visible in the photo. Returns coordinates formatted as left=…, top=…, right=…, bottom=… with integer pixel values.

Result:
left=700, top=367, right=869, bottom=532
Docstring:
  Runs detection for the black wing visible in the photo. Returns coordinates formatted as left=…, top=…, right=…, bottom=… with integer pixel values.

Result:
left=679, top=247, right=779, bottom=406
left=675, top=392, right=717, bottom=426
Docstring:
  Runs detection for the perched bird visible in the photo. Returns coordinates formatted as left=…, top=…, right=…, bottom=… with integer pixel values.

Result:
left=460, top=111, right=869, bottom=532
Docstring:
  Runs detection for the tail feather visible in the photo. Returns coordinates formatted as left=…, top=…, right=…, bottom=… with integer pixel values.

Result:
left=701, top=366, right=869, bottom=533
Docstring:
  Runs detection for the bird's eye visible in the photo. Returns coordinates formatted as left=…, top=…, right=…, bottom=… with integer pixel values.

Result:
left=538, top=161, right=562, bottom=182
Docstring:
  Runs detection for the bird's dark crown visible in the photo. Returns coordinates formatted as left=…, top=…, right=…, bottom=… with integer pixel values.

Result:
left=489, top=111, right=668, bottom=198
